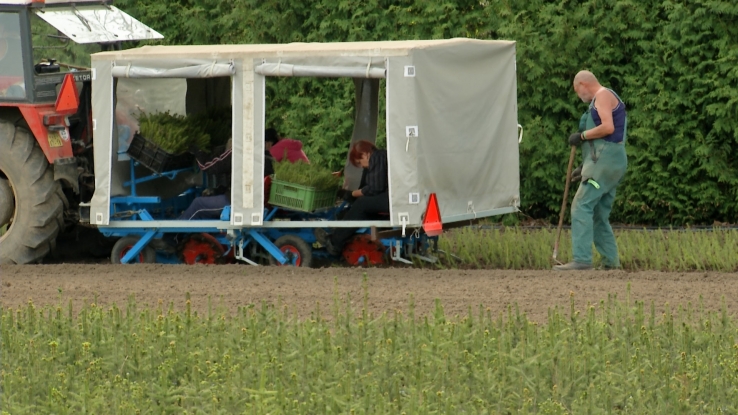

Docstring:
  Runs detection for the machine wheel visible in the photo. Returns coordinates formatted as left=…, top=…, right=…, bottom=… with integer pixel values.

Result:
left=0, top=119, right=65, bottom=264
left=343, top=234, right=386, bottom=266
left=268, top=235, right=313, bottom=267
left=110, top=237, right=156, bottom=264
left=179, top=233, right=226, bottom=265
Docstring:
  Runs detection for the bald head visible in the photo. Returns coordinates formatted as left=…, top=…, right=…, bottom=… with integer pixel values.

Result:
left=574, top=70, right=598, bottom=85
left=573, top=70, right=602, bottom=103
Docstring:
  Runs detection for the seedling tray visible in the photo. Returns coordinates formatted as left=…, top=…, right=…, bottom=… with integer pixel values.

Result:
left=127, top=133, right=194, bottom=173
left=269, top=179, right=337, bottom=212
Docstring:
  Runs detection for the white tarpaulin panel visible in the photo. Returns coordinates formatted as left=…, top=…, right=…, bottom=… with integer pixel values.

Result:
left=229, top=59, right=265, bottom=226
left=34, top=5, right=163, bottom=44
left=90, top=59, right=113, bottom=225
left=115, top=78, right=188, bottom=161
left=112, top=63, right=235, bottom=79
left=387, top=41, right=520, bottom=226
left=255, top=63, right=385, bottom=79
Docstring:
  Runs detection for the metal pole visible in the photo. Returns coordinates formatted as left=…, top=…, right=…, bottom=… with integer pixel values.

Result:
left=553, top=145, right=577, bottom=264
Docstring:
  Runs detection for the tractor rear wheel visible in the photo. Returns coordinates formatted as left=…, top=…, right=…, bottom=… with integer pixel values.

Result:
left=0, top=118, right=65, bottom=264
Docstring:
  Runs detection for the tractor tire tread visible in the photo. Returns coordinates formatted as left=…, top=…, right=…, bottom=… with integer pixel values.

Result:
left=0, top=119, right=66, bottom=264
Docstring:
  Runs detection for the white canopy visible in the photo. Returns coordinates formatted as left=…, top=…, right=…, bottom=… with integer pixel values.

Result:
left=90, top=39, right=520, bottom=228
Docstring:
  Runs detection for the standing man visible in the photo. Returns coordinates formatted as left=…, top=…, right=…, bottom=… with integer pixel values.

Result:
left=554, top=71, right=628, bottom=271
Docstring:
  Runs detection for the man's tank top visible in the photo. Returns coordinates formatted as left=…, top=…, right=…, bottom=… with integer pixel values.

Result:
left=590, top=89, right=627, bottom=143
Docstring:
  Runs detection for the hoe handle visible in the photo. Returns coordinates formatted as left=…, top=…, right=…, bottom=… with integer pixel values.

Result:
left=553, top=145, right=578, bottom=260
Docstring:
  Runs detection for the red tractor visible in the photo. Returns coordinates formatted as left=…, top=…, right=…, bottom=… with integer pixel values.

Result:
left=0, top=0, right=161, bottom=264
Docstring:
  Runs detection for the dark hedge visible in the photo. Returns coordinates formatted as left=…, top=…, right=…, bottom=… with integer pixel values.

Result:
left=116, top=0, right=738, bottom=225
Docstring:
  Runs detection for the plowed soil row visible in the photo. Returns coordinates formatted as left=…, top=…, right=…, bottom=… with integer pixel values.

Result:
left=1, top=265, right=736, bottom=323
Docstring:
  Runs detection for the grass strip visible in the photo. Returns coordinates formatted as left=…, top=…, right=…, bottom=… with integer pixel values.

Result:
left=2, top=284, right=736, bottom=414
left=437, top=228, right=738, bottom=271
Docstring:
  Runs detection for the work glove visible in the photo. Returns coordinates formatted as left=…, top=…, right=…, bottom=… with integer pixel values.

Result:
left=571, top=165, right=583, bottom=183
left=568, top=132, right=583, bottom=146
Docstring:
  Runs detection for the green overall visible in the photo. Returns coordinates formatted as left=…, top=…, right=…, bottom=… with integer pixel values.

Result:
left=571, top=93, right=628, bottom=267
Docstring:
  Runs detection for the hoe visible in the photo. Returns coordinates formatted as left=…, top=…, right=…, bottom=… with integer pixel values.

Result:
left=552, top=145, right=577, bottom=265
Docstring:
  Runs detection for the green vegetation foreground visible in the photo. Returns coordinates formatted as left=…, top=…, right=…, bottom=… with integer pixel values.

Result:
left=439, top=227, right=738, bottom=272
left=2, top=286, right=737, bottom=414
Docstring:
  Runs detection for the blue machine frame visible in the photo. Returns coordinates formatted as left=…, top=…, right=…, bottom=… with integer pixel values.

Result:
left=101, top=158, right=438, bottom=266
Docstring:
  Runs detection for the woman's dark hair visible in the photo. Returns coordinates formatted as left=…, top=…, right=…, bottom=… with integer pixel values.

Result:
left=349, top=140, right=377, bottom=167
left=265, top=128, right=280, bottom=145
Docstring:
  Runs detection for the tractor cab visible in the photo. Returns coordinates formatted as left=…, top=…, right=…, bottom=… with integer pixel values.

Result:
left=1, top=0, right=162, bottom=103
left=0, top=0, right=162, bottom=265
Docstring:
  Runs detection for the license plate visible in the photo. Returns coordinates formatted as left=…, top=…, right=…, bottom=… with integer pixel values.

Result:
left=48, top=132, right=63, bottom=148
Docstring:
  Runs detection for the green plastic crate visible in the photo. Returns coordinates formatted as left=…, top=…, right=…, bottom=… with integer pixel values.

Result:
left=269, top=179, right=337, bottom=212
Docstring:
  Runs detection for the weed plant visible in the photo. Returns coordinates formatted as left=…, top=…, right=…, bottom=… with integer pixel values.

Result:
left=2, top=284, right=736, bottom=414
left=437, top=228, right=738, bottom=272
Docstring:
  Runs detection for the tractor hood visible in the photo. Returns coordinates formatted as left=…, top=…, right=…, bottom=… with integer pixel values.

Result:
left=33, top=4, right=163, bottom=44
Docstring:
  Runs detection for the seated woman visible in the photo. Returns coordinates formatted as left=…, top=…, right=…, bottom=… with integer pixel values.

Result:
left=316, top=140, right=388, bottom=256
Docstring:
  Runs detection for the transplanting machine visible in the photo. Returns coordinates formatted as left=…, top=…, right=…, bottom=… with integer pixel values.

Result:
left=85, top=39, right=521, bottom=266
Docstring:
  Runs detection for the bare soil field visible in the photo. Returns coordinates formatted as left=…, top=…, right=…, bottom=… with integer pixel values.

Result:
left=1, top=265, right=736, bottom=323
